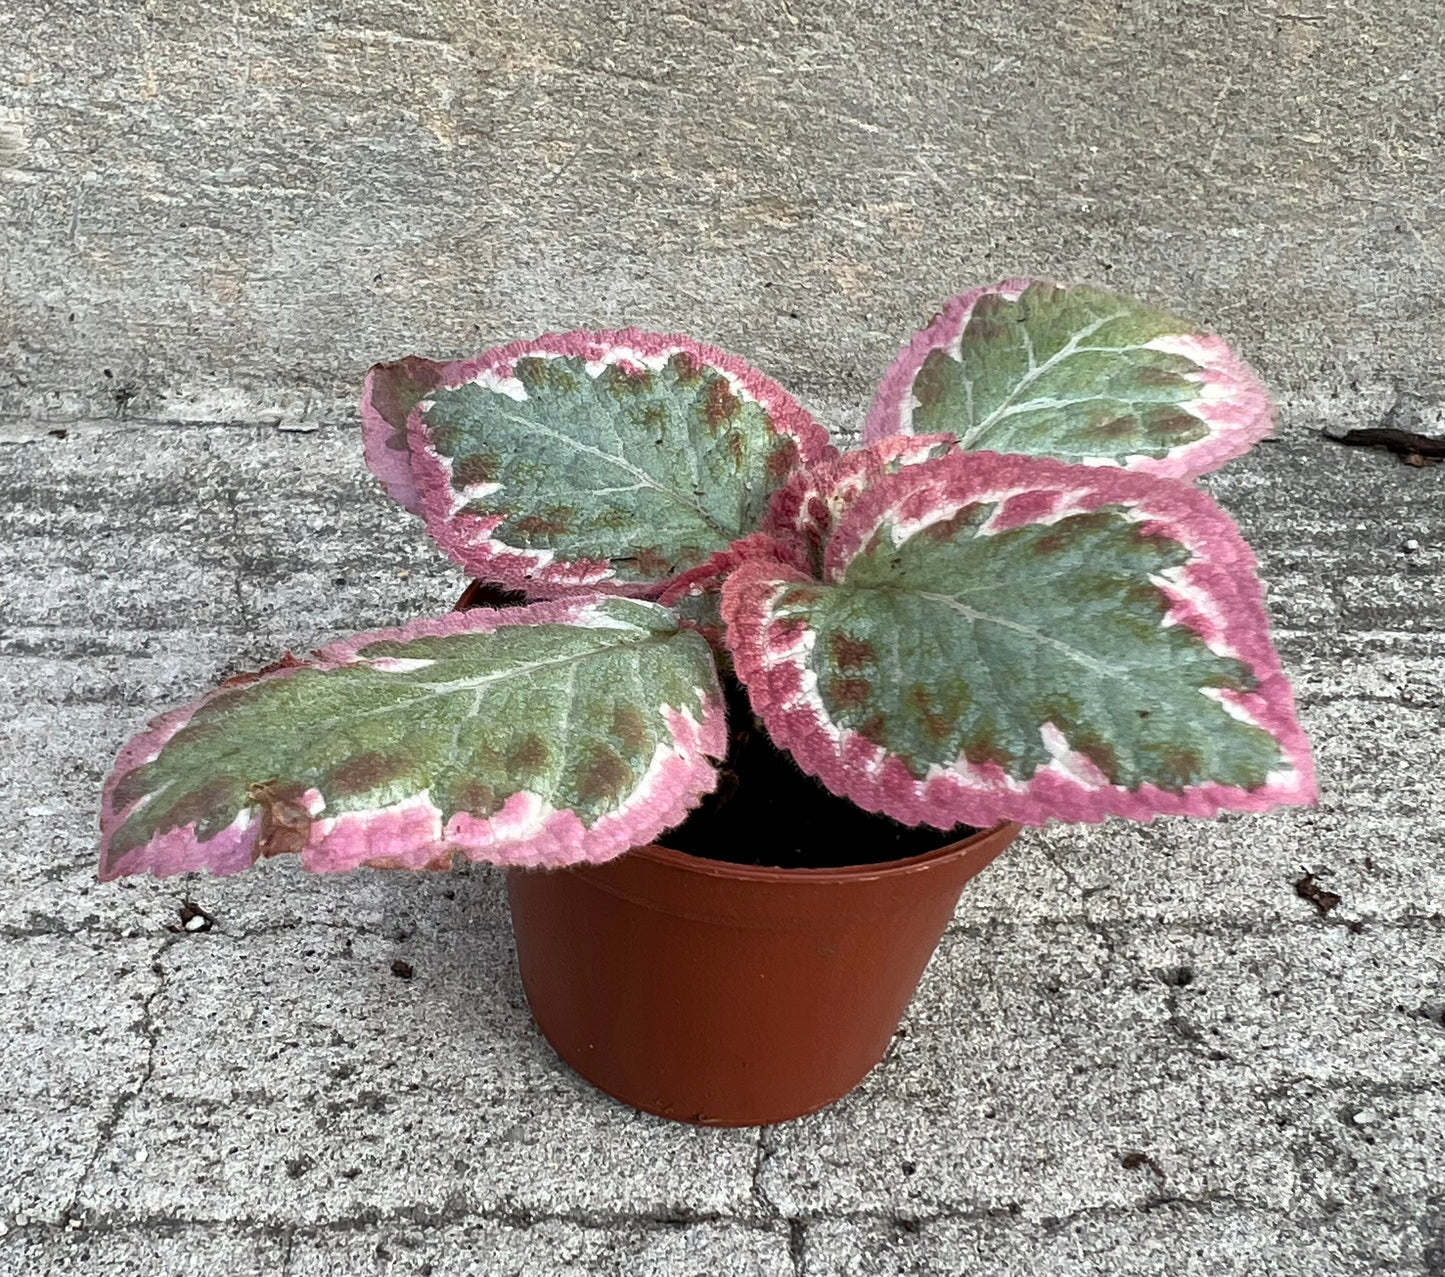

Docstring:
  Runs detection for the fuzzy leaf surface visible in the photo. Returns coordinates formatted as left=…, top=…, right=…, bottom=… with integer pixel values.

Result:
left=760, top=433, right=957, bottom=576
left=723, top=452, right=1314, bottom=828
left=361, top=356, right=449, bottom=515
left=100, top=598, right=725, bottom=880
left=865, top=280, right=1272, bottom=480
left=386, top=330, right=832, bottom=596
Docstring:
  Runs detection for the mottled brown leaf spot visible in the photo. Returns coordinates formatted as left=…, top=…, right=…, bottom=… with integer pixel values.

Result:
left=578, top=746, right=630, bottom=804
left=703, top=377, right=741, bottom=430
left=964, top=295, right=1014, bottom=344
left=427, top=422, right=467, bottom=456
left=830, top=633, right=877, bottom=671
left=1123, top=581, right=1164, bottom=612
left=249, top=781, right=312, bottom=858
left=1152, top=746, right=1204, bottom=792
left=862, top=528, right=892, bottom=560
left=1085, top=414, right=1139, bottom=441
left=1032, top=511, right=1116, bottom=556
left=1069, top=730, right=1120, bottom=784
left=764, top=438, right=800, bottom=484
left=669, top=350, right=702, bottom=385
left=451, top=452, right=501, bottom=488
left=1072, top=573, right=1125, bottom=603
left=219, top=651, right=303, bottom=690
left=781, top=585, right=825, bottom=609
left=511, top=510, right=573, bottom=538
left=601, top=363, right=653, bottom=395
left=593, top=507, right=633, bottom=530
left=1135, top=364, right=1191, bottom=390
left=962, top=726, right=1012, bottom=769
left=726, top=432, right=746, bottom=465
left=330, top=752, right=405, bottom=794
left=611, top=705, right=650, bottom=755
left=110, top=765, right=160, bottom=815
left=1039, top=693, right=1082, bottom=725
left=906, top=684, right=955, bottom=745
left=1148, top=409, right=1208, bottom=444
left=509, top=735, right=550, bottom=776
left=831, top=677, right=873, bottom=710
left=772, top=617, right=808, bottom=643
left=452, top=778, right=499, bottom=818
left=513, top=356, right=547, bottom=389
left=1198, top=658, right=1260, bottom=696
left=857, top=714, right=887, bottom=742
left=641, top=402, right=669, bottom=434
left=923, top=502, right=989, bottom=543
left=116, top=775, right=234, bottom=853
left=633, top=547, right=675, bottom=577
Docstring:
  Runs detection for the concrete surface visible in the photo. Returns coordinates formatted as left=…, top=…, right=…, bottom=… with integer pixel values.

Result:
left=2, top=2, right=1443, bottom=1274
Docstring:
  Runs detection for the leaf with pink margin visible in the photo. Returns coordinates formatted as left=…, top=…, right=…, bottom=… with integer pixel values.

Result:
left=100, top=597, right=725, bottom=881
left=722, top=451, right=1314, bottom=829
left=361, top=356, right=449, bottom=516
left=864, top=280, right=1273, bottom=480
left=656, top=532, right=814, bottom=656
left=760, top=434, right=957, bottom=575
left=378, top=330, right=834, bottom=597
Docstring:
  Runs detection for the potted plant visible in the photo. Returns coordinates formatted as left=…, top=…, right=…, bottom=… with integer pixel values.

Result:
left=98, top=279, right=1315, bottom=1126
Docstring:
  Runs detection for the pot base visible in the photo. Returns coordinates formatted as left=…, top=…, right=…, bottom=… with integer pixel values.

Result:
left=507, top=823, right=1018, bottom=1127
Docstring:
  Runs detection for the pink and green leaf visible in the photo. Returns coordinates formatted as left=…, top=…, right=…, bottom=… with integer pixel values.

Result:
left=374, top=330, right=834, bottom=597
left=656, top=532, right=814, bottom=655
left=100, top=598, right=725, bottom=881
left=760, top=433, right=957, bottom=576
left=722, top=451, right=1314, bottom=829
left=864, top=280, right=1273, bottom=480
left=361, top=356, right=449, bottom=516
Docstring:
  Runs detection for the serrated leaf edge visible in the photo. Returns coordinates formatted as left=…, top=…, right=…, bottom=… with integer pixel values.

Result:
left=399, top=329, right=835, bottom=597
left=862, top=279, right=1274, bottom=481
left=723, top=451, right=1315, bottom=828
left=100, top=598, right=726, bottom=881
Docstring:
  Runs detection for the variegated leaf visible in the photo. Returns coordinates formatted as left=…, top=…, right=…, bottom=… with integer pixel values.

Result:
left=656, top=532, right=814, bottom=656
left=864, top=280, right=1272, bottom=479
left=361, top=355, right=449, bottom=516
left=760, top=434, right=956, bottom=576
left=100, top=598, right=725, bottom=881
left=722, top=451, right=1314, bottom=828
left=370, top=330, right=834, bottom=596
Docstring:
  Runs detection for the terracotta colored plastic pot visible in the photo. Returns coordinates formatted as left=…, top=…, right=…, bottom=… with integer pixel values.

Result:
left=507, top=823, right=1018, bottom=1127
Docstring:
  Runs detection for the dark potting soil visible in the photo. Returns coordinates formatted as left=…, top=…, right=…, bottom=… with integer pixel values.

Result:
left=660, top=675, right=977, bottom=871
left=455, top=581, right=976, bottom=870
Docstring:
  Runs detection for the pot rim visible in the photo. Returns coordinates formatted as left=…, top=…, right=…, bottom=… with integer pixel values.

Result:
left=607, top=820, right=1021, bottom=886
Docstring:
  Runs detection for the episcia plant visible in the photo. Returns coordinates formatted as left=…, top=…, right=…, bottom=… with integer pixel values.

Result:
left=98, top=280, right=1316, bottom=883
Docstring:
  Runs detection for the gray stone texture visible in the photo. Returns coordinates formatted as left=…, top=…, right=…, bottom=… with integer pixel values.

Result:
left=2, top=1, right=1442, bottom=1274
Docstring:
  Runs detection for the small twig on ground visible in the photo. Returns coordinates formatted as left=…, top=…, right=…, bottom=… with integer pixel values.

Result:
left=1327, top=427, right=1445, bottom=467
left=1294, top=872, right=1342, bottom=917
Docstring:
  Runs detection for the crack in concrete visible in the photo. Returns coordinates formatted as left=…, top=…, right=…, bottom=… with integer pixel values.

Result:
left=63, top=931, right=181, bottom=1227
left=225, top=486, right=252, bottom=636
left=9, top=1191, right=1408, bottom=1244
left=7, top=909, right=1435, bottom=951
left=751, top=1126, right=804, bottom=1276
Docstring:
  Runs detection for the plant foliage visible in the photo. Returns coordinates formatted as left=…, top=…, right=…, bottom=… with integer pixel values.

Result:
left=101, top=281, right=1314, bottom=880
